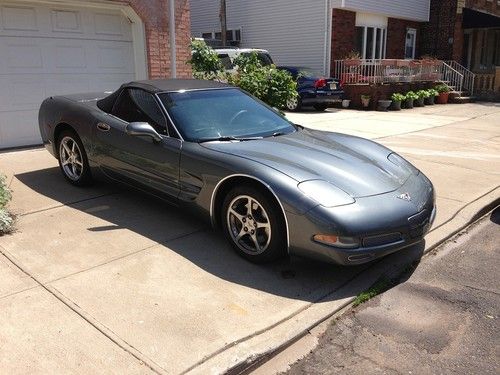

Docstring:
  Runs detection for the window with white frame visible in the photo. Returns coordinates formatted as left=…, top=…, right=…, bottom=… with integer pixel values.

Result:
left=405, top=28, right=417, bottom=59
left=355, top=13, right=387, bottom=60
left=201, top=29, right=241, bottom=42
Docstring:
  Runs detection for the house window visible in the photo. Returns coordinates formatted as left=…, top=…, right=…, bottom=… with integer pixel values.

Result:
left=355, top=26, right=386, bottom=60
left=200, top=29, right=241, bottom=42
left=405, top=28, right=417, bottom=59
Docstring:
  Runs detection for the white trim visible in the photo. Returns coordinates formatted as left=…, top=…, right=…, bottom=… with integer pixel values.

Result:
left=10, top=0, right=148, bottom=80
left=325, top=0, right=332, bottom=76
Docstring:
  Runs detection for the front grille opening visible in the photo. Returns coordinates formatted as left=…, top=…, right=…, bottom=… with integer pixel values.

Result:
left=362, top=232, right=402, bottom=247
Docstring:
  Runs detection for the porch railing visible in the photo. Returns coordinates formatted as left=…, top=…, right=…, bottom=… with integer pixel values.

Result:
left=444, top=60, right=475, bottom=96
left=333, top=59, right=443, bottom=85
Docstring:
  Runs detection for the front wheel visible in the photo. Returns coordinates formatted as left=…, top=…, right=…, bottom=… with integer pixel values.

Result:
left=221, top=186, right=287, bottom=263
left=57, top=130, right=92, bottom=186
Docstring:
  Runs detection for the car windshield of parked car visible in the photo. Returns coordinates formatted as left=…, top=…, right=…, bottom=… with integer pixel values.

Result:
left=297, top=68, right=320, bottom=78
left=158, top=88, right=296, bottom=142
left=241, top=52, right=274, bottom=66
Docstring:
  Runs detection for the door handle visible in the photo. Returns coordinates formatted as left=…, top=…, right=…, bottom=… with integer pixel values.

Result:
left=97, top=122, right=110, bottom=132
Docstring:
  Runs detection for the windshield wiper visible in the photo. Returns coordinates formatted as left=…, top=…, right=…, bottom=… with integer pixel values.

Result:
left=198, top=136, right=263, bottom=143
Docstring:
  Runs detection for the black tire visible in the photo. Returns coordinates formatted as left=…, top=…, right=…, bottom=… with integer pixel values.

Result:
left=313, top=103, right=328, bottom=111
left=221, top=185, right=287, bottom=263
left=57, top=129, right=93, bottom=186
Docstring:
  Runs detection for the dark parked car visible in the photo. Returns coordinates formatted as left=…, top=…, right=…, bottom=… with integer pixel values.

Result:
left=39, top=79, right=435, bottom=265
left=279, top=66, right=344, bottom=112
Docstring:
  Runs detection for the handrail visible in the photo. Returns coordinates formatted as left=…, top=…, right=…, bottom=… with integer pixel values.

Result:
left=444, top=60, right=475, bottom=96
left=440, top=61, right=464, bottom=95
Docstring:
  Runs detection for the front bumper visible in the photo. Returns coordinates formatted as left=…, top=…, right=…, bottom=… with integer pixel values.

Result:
left=287, top=173, right=436, bottom=265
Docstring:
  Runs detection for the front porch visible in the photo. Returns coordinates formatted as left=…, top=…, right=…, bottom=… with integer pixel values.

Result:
left=332, top=59, right=473, bottom=108
left=461, top=8, right=500, bottom=100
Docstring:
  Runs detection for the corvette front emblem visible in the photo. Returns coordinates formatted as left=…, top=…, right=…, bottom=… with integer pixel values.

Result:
left=397, top=192, right=412, bottom=202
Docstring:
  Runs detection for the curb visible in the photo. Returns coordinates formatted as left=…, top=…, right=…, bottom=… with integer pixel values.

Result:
left=188, top=187, right=500, bottom=375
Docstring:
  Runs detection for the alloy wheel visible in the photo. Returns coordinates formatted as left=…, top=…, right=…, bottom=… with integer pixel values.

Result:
left=59, top=136, right=84, bottom=181
left=226, top=195, right=272, bottom=255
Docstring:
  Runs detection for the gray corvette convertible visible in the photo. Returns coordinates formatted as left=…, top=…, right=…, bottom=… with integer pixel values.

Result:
left=39, top=79, right=435, bottom=265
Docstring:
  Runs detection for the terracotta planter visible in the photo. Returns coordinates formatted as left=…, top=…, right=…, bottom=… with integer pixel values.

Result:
left=436, top=92, right=449, bottom=104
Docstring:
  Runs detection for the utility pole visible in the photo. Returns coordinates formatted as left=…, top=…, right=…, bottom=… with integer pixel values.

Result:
left=220, top=0, right=227, bottom=47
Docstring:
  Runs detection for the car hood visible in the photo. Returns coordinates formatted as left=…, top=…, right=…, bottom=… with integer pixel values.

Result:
left=201, top=128, right=414, bottom=198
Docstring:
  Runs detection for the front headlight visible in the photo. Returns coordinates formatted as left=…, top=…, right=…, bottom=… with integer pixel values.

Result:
left=298, top=180, right=355, bottom=207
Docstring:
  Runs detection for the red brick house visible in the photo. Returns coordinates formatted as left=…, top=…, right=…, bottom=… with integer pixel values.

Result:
left=421, top=0, right=500, bottom=99
left=0, top=0, right=192, bottom=149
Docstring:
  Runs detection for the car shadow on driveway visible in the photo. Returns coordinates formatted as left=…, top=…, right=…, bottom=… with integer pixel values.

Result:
left=14, top=167, right=425, bottom=304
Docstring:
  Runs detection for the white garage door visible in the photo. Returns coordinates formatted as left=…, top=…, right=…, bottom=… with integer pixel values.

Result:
left=0, top=2, right=136, bottom=149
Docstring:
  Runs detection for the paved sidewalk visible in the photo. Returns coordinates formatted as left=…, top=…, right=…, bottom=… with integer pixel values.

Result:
left=0, top=103, right=498, bottom=374
left=282, top=209, right=500, bottom=375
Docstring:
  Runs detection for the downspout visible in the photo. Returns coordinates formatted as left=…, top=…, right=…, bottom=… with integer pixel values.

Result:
left=324, top=0, right=332, bottom=76
left=169, top=0, right=177, bottom=78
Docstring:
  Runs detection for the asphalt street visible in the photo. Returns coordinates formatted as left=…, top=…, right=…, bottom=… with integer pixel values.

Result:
left=283, top=208, right=500, bottom=375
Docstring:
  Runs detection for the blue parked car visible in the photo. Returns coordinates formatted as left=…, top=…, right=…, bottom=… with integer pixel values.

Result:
left=278, top=66, right=344, bottom=112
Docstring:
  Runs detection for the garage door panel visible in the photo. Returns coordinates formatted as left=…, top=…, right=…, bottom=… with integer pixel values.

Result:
left=0, top=2, right=136, bottom=149
left=0, top=110, right=41, bottom=148
left=1, top=5, right=38, bottom=32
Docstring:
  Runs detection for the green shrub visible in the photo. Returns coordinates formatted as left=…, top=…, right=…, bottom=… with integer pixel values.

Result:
left=428, top=88, right=439, bottom=97
left=417, top=89, right=431, bottom=98
left=391, top=93, right=405, bottom=102
left=435, top=84, right=450, bottom=93
left=188, top=39, right=224, bottom=78
left=0, top=175, right=13, bottom=235
left=405, top=91, right=418, bottom=100
left=188, top=41, right=297, bottom=109
left=228, top=52, right=297, bottom=109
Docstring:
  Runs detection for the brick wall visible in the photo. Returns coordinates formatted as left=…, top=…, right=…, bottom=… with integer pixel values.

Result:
left=386, top=18, right=421, bottom=59
left=421, top=0, right=499, bottom=61
left=117, top=0, right=192, bottom=79
left=330, top=9, right=356, bottom=74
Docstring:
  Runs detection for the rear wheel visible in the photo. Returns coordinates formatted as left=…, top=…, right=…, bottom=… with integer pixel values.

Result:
left=286, top=96, right=302, bottom=112
left=221, top=186, right=287, bottom=263
left=57, top=130, right=92, bottom=186
left=313, top=103, right=328, bottom=111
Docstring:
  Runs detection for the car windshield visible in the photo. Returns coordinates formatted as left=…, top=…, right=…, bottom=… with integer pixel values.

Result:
left=297, top=68, right=320, bottom=78
left=158, top=88, right=296, bottom=142
left=241, top=52, right=274, bottom=66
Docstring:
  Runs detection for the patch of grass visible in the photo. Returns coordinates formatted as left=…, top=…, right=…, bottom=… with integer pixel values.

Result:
left=353, top=276, right=392, bottom=307
left=0, top=174, right=13, bottom=235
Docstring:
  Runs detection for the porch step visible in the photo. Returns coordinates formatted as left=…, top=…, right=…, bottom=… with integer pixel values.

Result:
left=449, top=93, right=476, bottom=104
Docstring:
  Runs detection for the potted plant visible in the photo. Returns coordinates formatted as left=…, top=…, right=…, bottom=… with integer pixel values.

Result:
left=415, top=90, right=428, bottom=107
left=361, top=94, right=371, bottom=108
left=426, top=89, right=438, bottom=105
left=377, top=98, right=392, bottom=111
left=344, top=50, right=362, bottom=66
left=435, top=84, right=450, bottom=104
left=391, top=93, right=405, bottom=110
left=405, top=91, right=418, bottom=109
left=342, top=99, right=351, bottom=108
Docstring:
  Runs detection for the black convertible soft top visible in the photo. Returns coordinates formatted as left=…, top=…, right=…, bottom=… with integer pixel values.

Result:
left=97, top=79, right=231, bottom=113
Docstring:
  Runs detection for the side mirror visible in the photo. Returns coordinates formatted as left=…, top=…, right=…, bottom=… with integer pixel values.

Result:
left=126, top=122, right=162, bottom=142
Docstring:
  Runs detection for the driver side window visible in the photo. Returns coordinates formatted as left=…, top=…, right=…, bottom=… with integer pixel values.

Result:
left=112, top=88, right=168, bottom=135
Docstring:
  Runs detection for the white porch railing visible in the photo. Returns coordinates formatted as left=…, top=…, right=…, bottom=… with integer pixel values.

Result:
left=333, top=59, right=442, bottom=85
left=444, top=60, right=475, bottom=95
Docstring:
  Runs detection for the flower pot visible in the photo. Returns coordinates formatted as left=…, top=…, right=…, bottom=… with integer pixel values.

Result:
left=415, top=97, right=425, bottom=107
left=342, top=99, right=351, bottom=108
left=436, top=92, right=449, bottom=104
left=424, top=96, right=435, bottom=105
left=377, top=100, right=392, bottom=111
left=361, top=97, right=370, bottom=108
left=405, top=98, right=414, bottom=109
left=391, top=100, right=402, bottom=110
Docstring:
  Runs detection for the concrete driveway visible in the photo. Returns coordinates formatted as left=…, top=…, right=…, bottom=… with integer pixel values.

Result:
left=0, top=103, right=499, bottom=374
